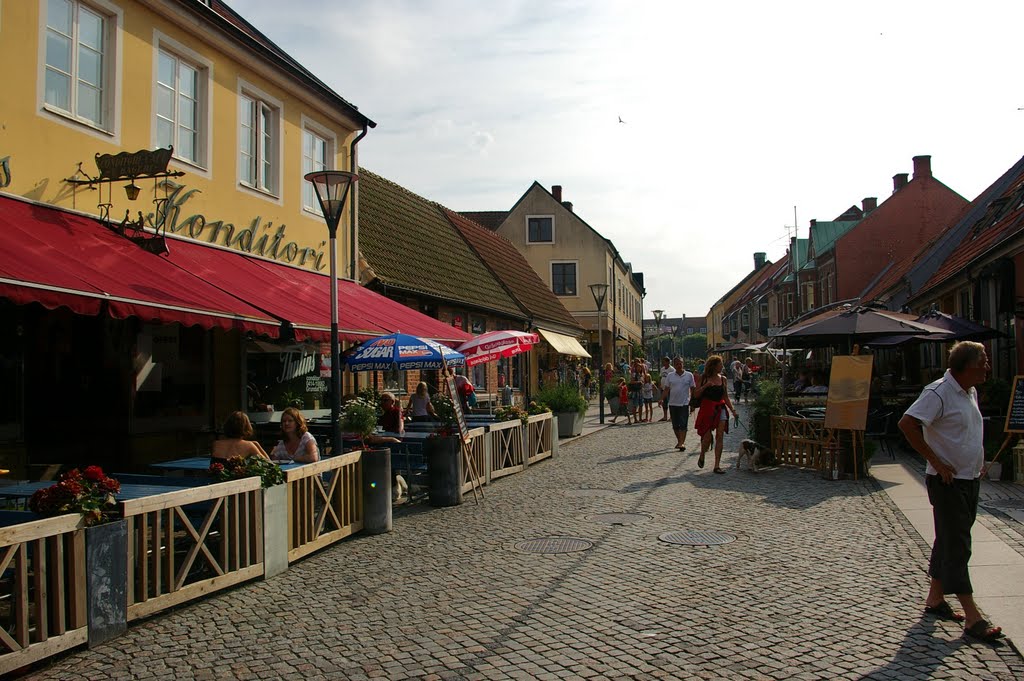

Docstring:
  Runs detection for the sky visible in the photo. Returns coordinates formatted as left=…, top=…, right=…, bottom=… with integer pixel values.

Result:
left=232, top=0, right=1024, bottom=324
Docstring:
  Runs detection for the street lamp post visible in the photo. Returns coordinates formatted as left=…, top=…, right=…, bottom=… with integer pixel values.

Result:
left=589, top=283, right=609, bottom=424
left=652, top=309, right=664, bottom=363
left=304, top=170, right=358, bottom=459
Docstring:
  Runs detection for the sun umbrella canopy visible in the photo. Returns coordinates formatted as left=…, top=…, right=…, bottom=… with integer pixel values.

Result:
left=864, top=311, right=1003, bottom=347
left=456, top=330, right=540, bottom=367
left=345, top=332, right=464, bottom=371
left=770, top=306, right=948, bottom=348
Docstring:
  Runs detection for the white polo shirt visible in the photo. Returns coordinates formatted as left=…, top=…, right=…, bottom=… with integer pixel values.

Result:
left=663, top=370, right=696, bottom=407
left=903, top=369, right=984, bottom=480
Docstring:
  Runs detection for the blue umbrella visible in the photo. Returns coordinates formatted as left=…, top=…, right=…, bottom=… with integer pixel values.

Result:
left=345, top=332, right=465, bottom=372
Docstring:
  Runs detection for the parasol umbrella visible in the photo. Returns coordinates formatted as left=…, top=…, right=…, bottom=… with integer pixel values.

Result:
left=345, top=332, right=464, bottom=372
left=455, top=330, right=540, bottom=367
left=864, top=310, right=1003, bottom=347
left=770, top=306, right=948, bottom=349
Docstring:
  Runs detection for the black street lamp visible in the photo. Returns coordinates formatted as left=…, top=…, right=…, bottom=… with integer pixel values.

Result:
left=304, top=170, right=358, bottom=458
left=652, top=309, right=664, bottom=362
left=590, top=282, right=609, bottom=424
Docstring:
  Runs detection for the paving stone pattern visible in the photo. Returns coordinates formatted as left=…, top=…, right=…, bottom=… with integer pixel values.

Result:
left=24, top=405, right=1024, bottom=680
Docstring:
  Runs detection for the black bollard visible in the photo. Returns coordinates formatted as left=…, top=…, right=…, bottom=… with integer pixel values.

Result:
left=361, top=448, right=392, bottom=533
left=426, top=436, right=463, bottom=507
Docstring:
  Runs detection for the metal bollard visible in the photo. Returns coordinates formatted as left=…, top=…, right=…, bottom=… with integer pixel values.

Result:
left=361, top=448, right=392, bottom=534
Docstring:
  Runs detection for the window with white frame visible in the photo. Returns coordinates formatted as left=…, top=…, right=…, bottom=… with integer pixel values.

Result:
left=551, top=262, right=577, bottom=296
left=156, top=49, right=204, bottom=165
left=239, top=91, right=280, bottom=194
left=527, top=216, right=553, bottom=243
left=302, top=128, right=330, bottom=213
left=44, top=0, right=114, bottom=129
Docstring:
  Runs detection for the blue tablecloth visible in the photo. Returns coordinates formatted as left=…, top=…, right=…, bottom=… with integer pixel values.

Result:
left=0, top=481, right=194, bottom=501
left=152, top=456, right=306, bottom=472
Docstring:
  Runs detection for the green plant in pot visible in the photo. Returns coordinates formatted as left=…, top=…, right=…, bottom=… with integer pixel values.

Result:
left=340, top=397, right=379, bottom=447
left=429, top=392, right=458, bottom=437
left=748, top=378, right=783, bottom=449
left=536, top=382, right=588, bottom=416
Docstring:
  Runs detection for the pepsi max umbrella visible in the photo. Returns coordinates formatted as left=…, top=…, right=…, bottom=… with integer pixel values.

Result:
left=345, top=332, right=465, bottom=371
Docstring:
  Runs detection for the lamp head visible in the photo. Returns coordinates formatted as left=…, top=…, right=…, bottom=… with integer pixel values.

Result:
left=304, top=170, right=359, bottom=236
left=124, top=181, right=141, bottom=201
left=589, top=282, right=609, bottom=311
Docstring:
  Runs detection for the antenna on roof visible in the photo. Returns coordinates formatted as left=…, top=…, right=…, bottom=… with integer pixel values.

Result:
left=783, top=206, right=801, bottom=314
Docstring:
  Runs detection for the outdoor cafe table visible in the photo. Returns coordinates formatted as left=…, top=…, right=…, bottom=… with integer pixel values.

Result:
left=151, top=456, right=307, bottom=473
left=0, top=481, right=195, bottom=501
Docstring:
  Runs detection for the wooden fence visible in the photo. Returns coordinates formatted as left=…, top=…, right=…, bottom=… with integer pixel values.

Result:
left=284, top=451, right=362, bottom=563
left=488, top=420, right=525, bottom=480
left=771, top=416, right=833, bottom=469
left=461, top=427, right=488, bottom=494
left=525, top=413, right=554, bottom=465
left=0, top=514, right=87, bottom=675
left=120, top=478, right=264, bottom=622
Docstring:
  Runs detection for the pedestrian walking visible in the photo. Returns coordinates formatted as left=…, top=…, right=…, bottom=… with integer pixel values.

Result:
left=897, top=341, right=1003, bottom=642
left=730, top=357, right=745, bottom=403
left=629, top=358, right=644, bottom=422
left=693, top=355, right=738, bottom=473
left=641, top=373, right=655, bottom=423
left=611, top=377, right=633, bottom=425
left=661, top=357, right=695, bottom=450
left=658, top=356, right=672, bottom=421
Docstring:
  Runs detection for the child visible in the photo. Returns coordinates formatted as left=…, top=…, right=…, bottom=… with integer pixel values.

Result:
left=641, top=373, right=655, bottom=423
left=612, top=377, right=632, bottom=425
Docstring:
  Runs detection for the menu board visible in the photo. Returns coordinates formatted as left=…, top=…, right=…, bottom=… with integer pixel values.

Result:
left=823, top=355, right=873, bottom=431
left=445, top=375, right=470, bottom=442
left=1004, top=375, right=1024, bottom=433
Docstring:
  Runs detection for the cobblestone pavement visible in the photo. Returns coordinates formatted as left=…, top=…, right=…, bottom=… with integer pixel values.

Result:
left=24, top=404, right=1024, bottom=680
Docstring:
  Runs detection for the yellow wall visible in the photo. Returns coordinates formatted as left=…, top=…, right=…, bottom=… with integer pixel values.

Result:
left=0, top=0, right=363, bottom=274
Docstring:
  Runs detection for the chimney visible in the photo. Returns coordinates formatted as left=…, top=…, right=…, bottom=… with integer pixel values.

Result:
left=862, top=197, right=877, bottom=214
left=912, top=155, right=932, bottom=180
left=754, top=252, right=766, bottom=269
left=561, top=201, right=573, bottom=212
left=892, top=173, right=909, bottom=193
left=552, top=185, right=562, bottom=202
left=809, top=219, right=817, bottom=229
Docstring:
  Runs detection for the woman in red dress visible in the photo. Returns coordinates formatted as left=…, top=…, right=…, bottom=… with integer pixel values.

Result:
left=692, top=355, right=739, bottom=474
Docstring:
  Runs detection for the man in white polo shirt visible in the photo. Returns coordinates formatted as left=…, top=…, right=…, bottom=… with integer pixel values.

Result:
left=898, top=341, right=1002, bottom=642
left=662, top=357, right=695, bottom=451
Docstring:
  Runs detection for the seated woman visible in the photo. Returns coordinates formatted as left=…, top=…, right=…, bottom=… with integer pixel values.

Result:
left=406, top=382, right=437, bottom=422
left=802, top=372, right=829, bottom=394
left=212, top=411, right=272, bottom=462
left=270, top=407, right=320, bottom=463
left=378, top=392, right=405, bottom=434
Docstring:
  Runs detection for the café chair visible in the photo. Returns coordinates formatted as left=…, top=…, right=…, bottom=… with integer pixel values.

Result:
left=865, top=411, right=896, bottom=460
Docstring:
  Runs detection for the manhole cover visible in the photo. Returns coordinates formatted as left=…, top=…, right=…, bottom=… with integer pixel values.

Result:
left=565, top=489, right=618, bottom=498
left=982, top=499, right=1024, bottom=510
left=658, top=530, right=737, bottom=546
left=585, top=512, right=652, bottom=525
left=514, top=537, right=593, bottom=554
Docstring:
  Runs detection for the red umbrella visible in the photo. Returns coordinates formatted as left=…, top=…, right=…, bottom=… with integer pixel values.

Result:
left=456, top=330, right=540, bottom=367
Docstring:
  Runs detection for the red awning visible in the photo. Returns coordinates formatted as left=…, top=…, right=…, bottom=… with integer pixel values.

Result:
left=0, top=195, right=472, bottom=344
left=164, top=239, right=472, bottom=343
left=0, top=196, right=280, bottom=335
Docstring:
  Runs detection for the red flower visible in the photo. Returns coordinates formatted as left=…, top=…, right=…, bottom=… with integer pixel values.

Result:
left=209, top=462, right=224, bottom=474
left=100, top=477, right=121, bottom=493
left=83, top=465, right=105, bottom=482
left=62, top=468, right=82, bottom=481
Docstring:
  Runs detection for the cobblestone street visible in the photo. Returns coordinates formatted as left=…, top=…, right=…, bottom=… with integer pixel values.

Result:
left=24, top=405, right=1024, bottom=680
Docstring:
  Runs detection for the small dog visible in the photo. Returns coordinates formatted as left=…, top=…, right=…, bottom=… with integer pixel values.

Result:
left=736, top=439, right=766, bottom=473
left=393, top=474, right=409, bottom=502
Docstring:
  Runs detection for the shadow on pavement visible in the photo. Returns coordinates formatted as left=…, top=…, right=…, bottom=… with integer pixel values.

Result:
left=855, top=615, right=966, bottom=680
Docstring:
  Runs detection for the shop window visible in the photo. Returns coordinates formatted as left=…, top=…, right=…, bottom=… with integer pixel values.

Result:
left=133, top=324, right=207, bottom=430
left=244, top=340, right=328, bottom=414
left=472, top=362, right=487, bottom=392
left=383, top=366, right=402, bottom=392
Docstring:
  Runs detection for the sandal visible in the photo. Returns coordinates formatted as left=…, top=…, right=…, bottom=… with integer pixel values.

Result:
left=964, top=619, right=1003, bottom=642
left=697, top=453, right=705, bottom=468
left=713, top=467, right=725, bottom=474
left=676, top=445, right=686, bottom=451
left=924, top=601, right=966, bottom=622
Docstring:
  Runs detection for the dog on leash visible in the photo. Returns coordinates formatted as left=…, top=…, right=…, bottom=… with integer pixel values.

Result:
left=393, top=474, right=409, bottom=502
left=736, top=439, right=767, bottom=473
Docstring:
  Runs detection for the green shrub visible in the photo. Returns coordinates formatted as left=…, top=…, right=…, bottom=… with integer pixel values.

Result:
left=536, top=382, right=588, bottom=415
left=340, top=397, right=379, bottom=441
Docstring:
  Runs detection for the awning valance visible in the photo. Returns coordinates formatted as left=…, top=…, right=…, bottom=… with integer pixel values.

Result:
left=537, top=328, right=591, bottom=358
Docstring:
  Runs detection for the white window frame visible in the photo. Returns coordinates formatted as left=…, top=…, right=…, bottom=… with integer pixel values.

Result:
left=237, top=79, right=283, bottom=202
left=38, top=0, right=123, bottom=140
left=550, top=260, right=578, bottom=297
left=153, top=32, right=213, bottom=174
left=300, top=115, right=338, bottom=216
left=525, top=215, right=554, bottom=244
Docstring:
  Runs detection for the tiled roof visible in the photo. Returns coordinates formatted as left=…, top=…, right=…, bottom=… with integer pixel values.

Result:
left=918, top=199, right=1024, bottom=297
left=443, top=210, right=582, bottom=331
left=357, top=169, right=524, bottom=319
left=195, top=1, right=373, bottom=127
left=458, top=211, right=509, bottom=231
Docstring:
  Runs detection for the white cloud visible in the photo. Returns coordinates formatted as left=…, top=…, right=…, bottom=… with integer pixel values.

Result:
left=233, top=0, right=1024, bottom=320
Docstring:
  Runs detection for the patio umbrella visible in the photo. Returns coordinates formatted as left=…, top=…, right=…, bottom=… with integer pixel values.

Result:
left=866, top=310, right=1003, bottom=347
left=456, top=330, right=540, bottom=367
left=770, top=306, right=948, bottom=349
left=345, top=332, right=465, bottom=372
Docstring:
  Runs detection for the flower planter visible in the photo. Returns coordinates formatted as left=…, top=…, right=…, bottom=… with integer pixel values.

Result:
left=556, top=411, right=584, bottom=438
left=361, top=448, right=392, bottom=534
left=86, top=519, right=127, bottom=647
left=425, top=435, right=463, bottom=507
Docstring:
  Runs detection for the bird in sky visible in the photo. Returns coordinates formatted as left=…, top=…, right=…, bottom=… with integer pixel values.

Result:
left=618, top=116, right=626, bottom=124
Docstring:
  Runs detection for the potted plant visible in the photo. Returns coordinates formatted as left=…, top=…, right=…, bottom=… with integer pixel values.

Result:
left=748, top=379, right=783, bottom=452
left=603, top=380, right=621, bottom=414
left=424, top=392, right=462, bottom=506
left=536, top=383, right=586, bottom=437
left=340, top=397, right=380, bottom=447
left=208, top=456, right=285, bottom=488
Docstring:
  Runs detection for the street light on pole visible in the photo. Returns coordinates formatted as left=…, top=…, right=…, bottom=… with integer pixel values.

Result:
left=589, top=282, right=609, bottom=424
left=652, top=309, right=664, bottom=363
left=304, top=170, right=358, bottom=460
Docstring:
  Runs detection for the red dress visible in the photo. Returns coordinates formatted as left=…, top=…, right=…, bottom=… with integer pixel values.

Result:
left=695, top=379, right=729, bottom=438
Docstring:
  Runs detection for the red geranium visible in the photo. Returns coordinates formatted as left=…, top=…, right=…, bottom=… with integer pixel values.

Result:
left=28, top=466, right=121, bottom=526
left=83, top=465, right=105, bottom=482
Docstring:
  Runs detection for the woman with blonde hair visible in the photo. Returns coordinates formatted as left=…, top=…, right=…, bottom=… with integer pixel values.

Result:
left=406, top=381, right=437, bottom=422
left=692, top=355, right=738, bottom=474
left=270, top=407, right=320, bottom=463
